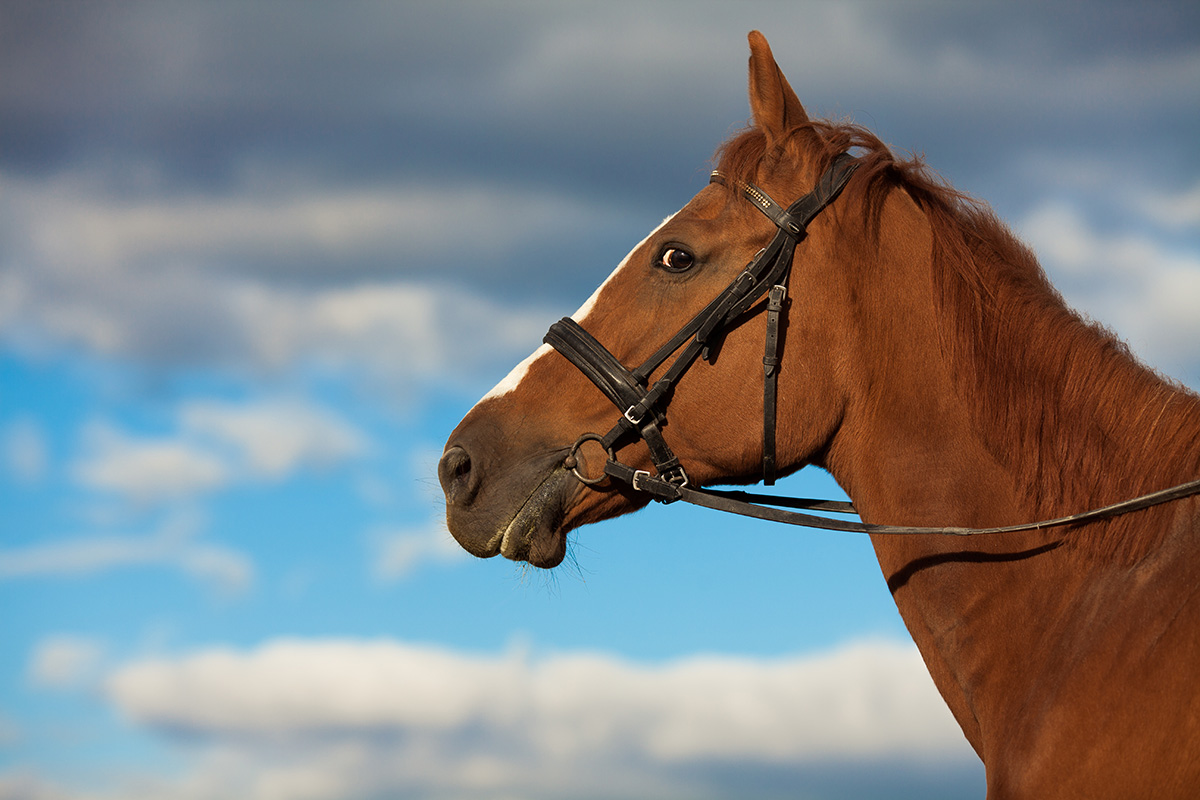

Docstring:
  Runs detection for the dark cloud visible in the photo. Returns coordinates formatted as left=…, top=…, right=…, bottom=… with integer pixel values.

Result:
left=0, top=1, right=1195, bottom=375
left=5, top=1, right=1195, bottom=199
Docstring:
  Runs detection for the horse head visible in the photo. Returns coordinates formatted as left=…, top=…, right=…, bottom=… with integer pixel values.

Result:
left=439, top=32, right=887, bottom=567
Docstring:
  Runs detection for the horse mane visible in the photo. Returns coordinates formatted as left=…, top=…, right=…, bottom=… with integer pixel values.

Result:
left=715, top=120, right=1200, bottom=563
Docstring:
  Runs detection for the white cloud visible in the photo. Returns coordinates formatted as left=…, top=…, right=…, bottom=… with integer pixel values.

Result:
left=227, top=281, right=552, bottom=383
left=0, top=772, right=73, bottom=800
left=0, top=512, right=252, bottom=596
left=0, top=167, right=568, bottom=388
left=369, top=522, right=467, bottom=581
left=1018, top=201, right=1200, bottom=386
left=19, top=177, right=624, bottom=272
left=180, top=399, right=367, bottom=480
left=38, top=636, right=978, bottom=799
left=27, top=635, right=108, bottom=691
left=72, top=397, right=369, bottom=504
left=0, top=256, right=554, bottom=394
left=1136, top=179, right=1200, bottom=231
left=73, top=422, right=231, bottom=502
left=105, top=636, right=968, bottom=756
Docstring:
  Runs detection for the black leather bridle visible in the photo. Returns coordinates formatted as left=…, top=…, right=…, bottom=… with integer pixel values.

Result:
left=542, top=154, right=1200, bottom=536
left=545, top=152, right=860, bottom=488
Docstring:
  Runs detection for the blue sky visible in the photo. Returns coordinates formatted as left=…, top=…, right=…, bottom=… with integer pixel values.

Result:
left=1, top=2, right=1198, bottom=798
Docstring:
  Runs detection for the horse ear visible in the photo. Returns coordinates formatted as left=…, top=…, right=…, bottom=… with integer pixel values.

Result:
left=747, top=30, right=808, bottom=145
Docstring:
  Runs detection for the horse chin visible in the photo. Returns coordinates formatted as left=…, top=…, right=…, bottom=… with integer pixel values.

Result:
left=492, top=467, right=575, bottom=568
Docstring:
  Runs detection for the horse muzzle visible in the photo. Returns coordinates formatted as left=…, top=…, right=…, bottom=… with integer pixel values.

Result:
left=438, top=423, right=580, bottom=568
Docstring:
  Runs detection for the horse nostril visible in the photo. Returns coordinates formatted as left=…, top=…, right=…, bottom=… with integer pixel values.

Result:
left=438, top=446, right=477, bottom=506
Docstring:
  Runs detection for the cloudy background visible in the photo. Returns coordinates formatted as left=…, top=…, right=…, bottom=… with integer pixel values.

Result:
left=1, top=2, right=1197, bottom=798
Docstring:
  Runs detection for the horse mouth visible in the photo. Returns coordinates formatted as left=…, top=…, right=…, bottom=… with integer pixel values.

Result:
left=488, top=466, right=575, bottom=568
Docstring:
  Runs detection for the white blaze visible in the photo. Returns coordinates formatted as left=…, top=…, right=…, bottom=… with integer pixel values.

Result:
left=475, top=214, right=676, bottom=405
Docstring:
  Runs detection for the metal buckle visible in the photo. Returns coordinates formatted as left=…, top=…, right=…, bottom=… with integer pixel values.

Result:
left=662, top=465, right=690, bottom=489
left=632, top=468, right=688, bottom=492
left=767, top=284, right=787, bottom=311
left=624, top=405, right=644, bottom=425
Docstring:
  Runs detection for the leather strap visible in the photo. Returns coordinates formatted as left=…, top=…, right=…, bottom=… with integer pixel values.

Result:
left=546, top=154, right=860, bottom=491
left=762, top=283, right=787, bottom=484
left=712, top=152, right=859, bottom=483
left=546, top=318, right=690, bottom=486
left=602, top=465, right=1200, bottom=537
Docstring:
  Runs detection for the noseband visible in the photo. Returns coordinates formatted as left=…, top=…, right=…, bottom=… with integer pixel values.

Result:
left=542, top=154, right=1200, bottom=536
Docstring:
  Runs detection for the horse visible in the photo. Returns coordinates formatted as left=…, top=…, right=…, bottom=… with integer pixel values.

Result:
left=438, top=31, right=1200, bottom=798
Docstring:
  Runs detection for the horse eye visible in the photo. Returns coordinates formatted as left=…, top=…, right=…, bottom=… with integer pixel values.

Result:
left=658, top=247, right=695, bottom=273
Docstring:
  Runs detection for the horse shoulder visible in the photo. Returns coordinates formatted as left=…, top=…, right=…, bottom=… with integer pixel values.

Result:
left=988, top=502, right=1200, bottom=798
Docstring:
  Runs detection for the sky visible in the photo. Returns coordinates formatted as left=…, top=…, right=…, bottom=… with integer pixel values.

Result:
left=1, top=2, right=1198, bottom=798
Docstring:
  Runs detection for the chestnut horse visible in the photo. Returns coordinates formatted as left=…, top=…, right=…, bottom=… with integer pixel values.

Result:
left=439, top=31, right=1200, bottom=798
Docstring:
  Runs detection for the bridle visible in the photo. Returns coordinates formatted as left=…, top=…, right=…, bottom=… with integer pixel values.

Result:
left=542, top=153, right=1200, bottom=536
left=546, top=152, right=860, bottom=487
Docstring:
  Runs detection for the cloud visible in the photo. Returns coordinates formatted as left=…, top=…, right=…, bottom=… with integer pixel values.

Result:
left=80, top=636, right=975, bottom=799
left=6, top=3, right=1197, bottom=160
left=2, top=417, right=48, bottom=484
left=106, top=637, right=967, bottom=757
left=368, top=521, right=467, bottom=581
left=73, top=422, right=231, bottom=502
left=228, top=281, right=555, bottom=384
left=1018, top=201, right=1200, bottom=385
left=1136, top=179, right=1200, bottom=231
left=10, top=170, right=633, bottom=280
left=1, top=3, right=1195, bottom=394
left=72, top=397, right=369, bottom=503
left=180, top=399, right=367, bottom=480
left=0, top=511, right=252, bottom=596
left=0, top=170, right=562, bottom=387
left=27, top=635, right=108, bottom=691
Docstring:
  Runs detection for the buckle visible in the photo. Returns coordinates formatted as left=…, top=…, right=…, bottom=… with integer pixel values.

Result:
left=767, top=284, right=788, bottom=312
left=631, top=468, right=689, bottom=491
left=624, top=404, right=645, bottom=425
left=630, top=468, right=687, bottom=503
left=661, top=465, right=690, bottom=489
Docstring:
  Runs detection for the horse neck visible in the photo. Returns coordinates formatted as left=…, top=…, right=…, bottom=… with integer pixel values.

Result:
left=817, top=185, right=1200, bottom=754
left=926, top=196, right=1200, bottom=559
left=823, top=184, right=1200, bottom=550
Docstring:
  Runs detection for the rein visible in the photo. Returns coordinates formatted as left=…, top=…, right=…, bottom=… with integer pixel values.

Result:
left=543, top=154, right=1200, bottom=536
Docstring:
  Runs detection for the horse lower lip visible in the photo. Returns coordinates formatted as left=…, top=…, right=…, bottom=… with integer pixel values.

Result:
left=499, top=468, right=572, bottom=565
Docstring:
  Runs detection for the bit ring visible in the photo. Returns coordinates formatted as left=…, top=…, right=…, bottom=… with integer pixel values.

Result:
left=563, top=433, right=614, bottom=486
